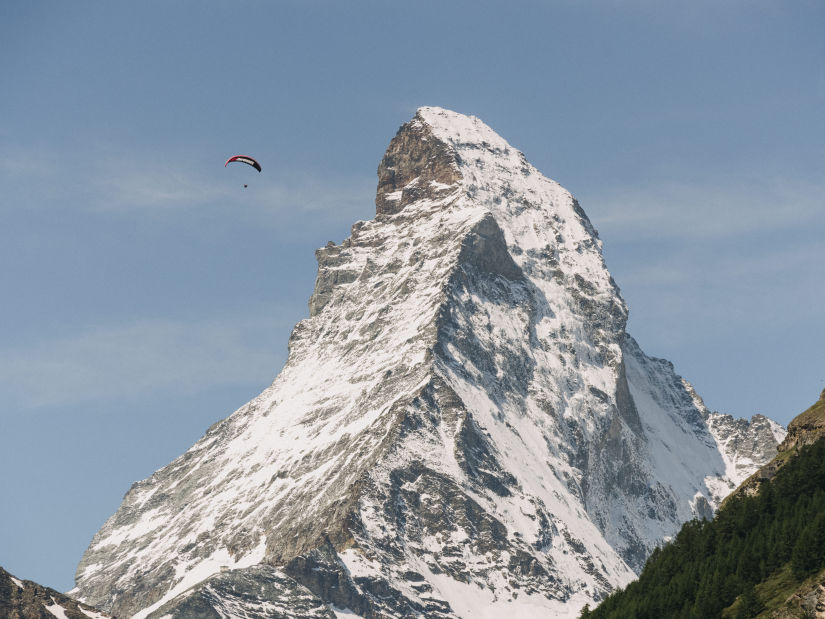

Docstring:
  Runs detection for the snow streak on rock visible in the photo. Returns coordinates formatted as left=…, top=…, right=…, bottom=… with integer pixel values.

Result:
left=73, top=107, right=782, bottom=618
left=0, top=566, right=111, bottom=619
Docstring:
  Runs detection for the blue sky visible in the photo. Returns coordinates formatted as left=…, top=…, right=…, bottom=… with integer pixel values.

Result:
left=2, top=1, right=823, bottom=592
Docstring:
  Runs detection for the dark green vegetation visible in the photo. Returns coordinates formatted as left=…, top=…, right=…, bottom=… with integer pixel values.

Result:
left=581, top=437, right=825, bottom=619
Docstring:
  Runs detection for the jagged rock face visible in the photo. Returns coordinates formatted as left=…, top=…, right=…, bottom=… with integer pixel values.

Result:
left=144, top=565, right=336, bottom=619
left=0, top=566, right=110, bottom=618
left=781, top=388, right=825, bottom=452
left=704, top=411, right=786, bottom=488
left=375, top=118, right=461, bottom=216
left=725, top=388, right=820, bottom=503
left=769, top=567, right=825, bottom=618
left=73, top=107, right=783, bottom=618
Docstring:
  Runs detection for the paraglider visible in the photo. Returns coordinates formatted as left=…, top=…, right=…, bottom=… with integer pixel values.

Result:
left=225, top=155, right=260, bottom=188
left=224, top=155, right=262, bottom=172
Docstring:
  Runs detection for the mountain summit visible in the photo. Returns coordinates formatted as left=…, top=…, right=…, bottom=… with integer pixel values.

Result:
left=73, top=107, right=783, bottom=618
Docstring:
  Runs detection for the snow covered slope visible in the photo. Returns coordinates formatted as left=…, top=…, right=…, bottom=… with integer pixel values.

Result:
left=73, top=107, right=783, bottom=618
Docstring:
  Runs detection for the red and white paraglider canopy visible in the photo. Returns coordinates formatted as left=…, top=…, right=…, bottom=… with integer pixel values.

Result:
left=224, top=155, right=262, bottom=172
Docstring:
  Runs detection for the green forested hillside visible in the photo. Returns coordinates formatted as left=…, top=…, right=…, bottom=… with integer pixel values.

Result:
left=581, top=437, right=825, bottom=619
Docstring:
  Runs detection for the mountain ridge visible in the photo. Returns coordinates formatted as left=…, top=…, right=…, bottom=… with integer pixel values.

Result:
left=1, top=566, right=110, bottom=619
left=73, top=107, right=783, bottom=618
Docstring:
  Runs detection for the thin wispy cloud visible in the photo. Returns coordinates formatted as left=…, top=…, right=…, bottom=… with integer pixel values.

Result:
left=615, top=239, right=824, bottom=288
left=0, top=304, right=301, bottom=411
left=581, top=175, right=825, bottom=358
left=586, top=176, right=825, bottom=242
left=92, top=166, right=376, bottom=230
left=93, top=167, right=229, bottom=210
left=0, top=143, right=375, bottom=232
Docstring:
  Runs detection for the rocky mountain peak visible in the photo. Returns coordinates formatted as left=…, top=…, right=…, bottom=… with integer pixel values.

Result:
left=72, top=108, right=783, bottom=619
left=375, top=109, right=461, bottom=216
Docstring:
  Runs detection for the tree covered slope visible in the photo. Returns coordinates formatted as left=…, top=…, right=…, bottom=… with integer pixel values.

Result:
left=582, top=389, right=825, bottom=619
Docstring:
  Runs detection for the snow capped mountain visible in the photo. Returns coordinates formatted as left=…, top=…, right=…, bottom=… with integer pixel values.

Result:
left=72, top=107, right=783, bottom=618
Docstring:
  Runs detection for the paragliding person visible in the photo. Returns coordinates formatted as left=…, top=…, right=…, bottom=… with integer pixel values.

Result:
left=225, top=155, right=261, bottom=188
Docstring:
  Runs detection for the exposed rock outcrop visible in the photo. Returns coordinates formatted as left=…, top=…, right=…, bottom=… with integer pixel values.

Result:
left=781, top=388, right=825, bottom=451
left=769, top=568, right=825, bottom=619
left=725, top=388, right=824, bottom=505
left=1, top=566, right=110, bottom=619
